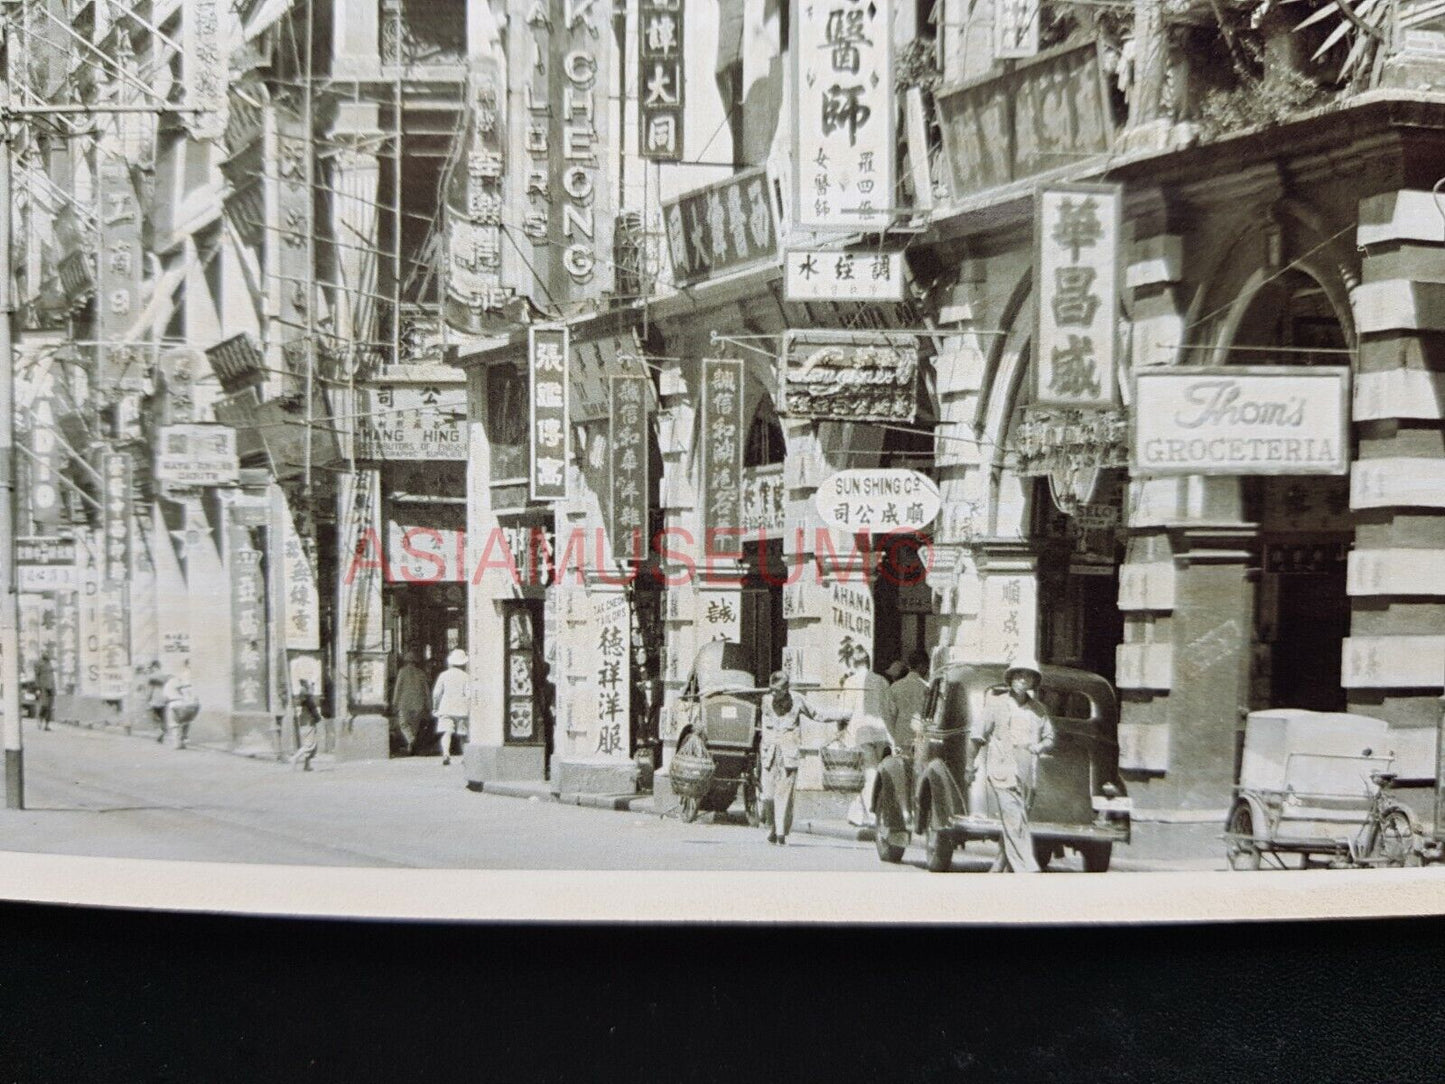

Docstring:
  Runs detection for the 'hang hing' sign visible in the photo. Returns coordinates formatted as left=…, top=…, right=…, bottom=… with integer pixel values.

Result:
left=1035, top=182, right=1121, bottom=409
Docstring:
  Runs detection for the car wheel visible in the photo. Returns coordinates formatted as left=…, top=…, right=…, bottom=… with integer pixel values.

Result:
left=1033, top=840, right=1054, bottom=871
left=1369, top=805, right=1421, bottom=868
left=874, top=778, right=906, bottom=864
left=743, top=777, right=761, bottom=828
left=676, top=733, right=708, bottom=823
left=1078, top=842, right=1112, bottom=873
left=1226, top=803, right=1262, bottom=871
left=924, top=792, right=954, bottom=872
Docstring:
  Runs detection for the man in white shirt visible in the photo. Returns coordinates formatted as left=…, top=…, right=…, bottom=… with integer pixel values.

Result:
left=972, top=660, right=1055, bottom=872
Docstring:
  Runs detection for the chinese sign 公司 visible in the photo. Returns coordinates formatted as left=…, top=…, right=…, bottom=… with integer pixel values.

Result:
left=784, top=249, right=905, bottom=302
left=609, top=375, right=650, bottom=562
left=639, top=0, right=684, bottom=159
left=701, top=359, right=744, bottom=534
left=1035, top=183, right=1121, bottom=409
left=663, top=168, right=778, bottom=288
left=794, top=0, right=894, bottom=232
left=529, top=326, right=570, bottom=501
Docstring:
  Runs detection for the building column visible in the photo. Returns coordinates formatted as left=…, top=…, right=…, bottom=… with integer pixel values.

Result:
left=462, top=367, right=529, bottom=783
left=1345, top=189, right=1445, bottom=778
left=1118, top=475, right=1254, bottom=816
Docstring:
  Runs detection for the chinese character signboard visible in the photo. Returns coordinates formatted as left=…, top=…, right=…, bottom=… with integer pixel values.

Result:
left=663, top=168, right=778, bottom=288
left=995, top=0, right=1040, bottom=58
left=279, top=494, right=320, bottom=651
left=444, top=64, right=514, bottom=334
left=230, top=527, right=268, bottom=713
left=1035, top=182, right=1121, bottom=408
left=101, top=452, right=131, bottom=588
left=700, top=359, right=744, bottom=534
left=783, top=330, right=918, bottom=421
left=741, top=465, right=786, bottom=539
left=28, top=388, right=61, bottom=526
left=784, top=248, right=905, bottom=302
left=639, top=0, right=684, bottom=159
left=590, top=592, right=631, bottom=759
left=814, top=469, right=942, bottom=532
left=609, top=375, right=650, bottom=562
left=1132, top=367, right=1350, bottom=476
left=55, top=587, right=79, bottom=694
left=936, top=42, right=1115, bottom=199
left=96, top=160, right=145, bottom=392
left=183, top=0, right=229, bottom=141
left=529, top=326, right=570, bottom=501
left=17, top=537, right=78, bottom=594
left=571, top=330, right=649, bottom=422
left=794, top=0, right=894, bottom=231
left=156, top=424, right=241, bottom=487
left=274, top=111, right=312, bottom=371
left=356, top=383, right=467, bottom=460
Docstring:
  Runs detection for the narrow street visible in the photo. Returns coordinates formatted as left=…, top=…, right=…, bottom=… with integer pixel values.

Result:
left=0, top=722, right=1205, bottom=872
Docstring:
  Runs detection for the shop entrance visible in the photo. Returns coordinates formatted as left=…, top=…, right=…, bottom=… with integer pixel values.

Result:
left=390, top=582, right=466, bottom=672
left=1034, top=474, right=1125, bottom=683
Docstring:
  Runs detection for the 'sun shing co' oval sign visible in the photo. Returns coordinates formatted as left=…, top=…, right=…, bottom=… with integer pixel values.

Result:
left=814, top=469, right=942, bottom=533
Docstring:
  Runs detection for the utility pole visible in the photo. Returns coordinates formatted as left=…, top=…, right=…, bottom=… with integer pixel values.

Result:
left=0, top=28, right=23, bottom=807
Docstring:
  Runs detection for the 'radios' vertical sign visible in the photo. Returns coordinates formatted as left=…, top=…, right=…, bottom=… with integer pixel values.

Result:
left=529, top=325, right=570, bottom=501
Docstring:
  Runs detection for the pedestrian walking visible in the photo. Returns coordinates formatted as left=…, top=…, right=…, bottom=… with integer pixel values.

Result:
left=33, top=651, right=55, bottom=731
left=840, top=647, right=892, bottom=827
left=883, top=651, right=930, bottom=760
left=162, top=663, right=198, bottom=749
left=290, top=678, right=322, bottom=771
left=147, top=665, right=169, bottom=741
left=758, top=672, right=844, bottom=845
left=389, top=648, right=429, bottom=756
left=432, top=648, right=470, bottom=766
left=971, top=660, right=1055, bottom=873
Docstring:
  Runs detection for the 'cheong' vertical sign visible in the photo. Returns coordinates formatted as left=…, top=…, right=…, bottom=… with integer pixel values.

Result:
left=700, top=359, right=744, bottom=536
left=529, top=325, right=570, bottom=501
left=1035, top=182, right=1122, bottom=408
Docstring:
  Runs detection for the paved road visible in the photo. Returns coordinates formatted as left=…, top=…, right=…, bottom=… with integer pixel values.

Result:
left=0, top=722, right=996, bottom=871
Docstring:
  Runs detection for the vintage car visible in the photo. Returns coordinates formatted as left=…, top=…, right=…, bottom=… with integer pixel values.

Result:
left=670, top=640, right=765, bottom=824
left=870, top=661, right=1132, bottom=872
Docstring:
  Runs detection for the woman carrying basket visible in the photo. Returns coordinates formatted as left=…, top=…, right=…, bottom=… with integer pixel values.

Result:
left=759, top=671, right=847, bottom=846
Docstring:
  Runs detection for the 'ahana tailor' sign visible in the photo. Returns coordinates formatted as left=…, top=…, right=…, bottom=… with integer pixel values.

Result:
left=783, top=331, right=918, bottom=422
left=1132, top=367, right=1350, bottom=476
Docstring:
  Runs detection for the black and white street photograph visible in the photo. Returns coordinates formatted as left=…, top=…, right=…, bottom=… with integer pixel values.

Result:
left=3, top=0, right=1445, bottom=912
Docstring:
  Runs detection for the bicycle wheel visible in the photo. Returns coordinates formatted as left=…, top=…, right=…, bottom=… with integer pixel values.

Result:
left=1367, top=805, right=1421, bottom=867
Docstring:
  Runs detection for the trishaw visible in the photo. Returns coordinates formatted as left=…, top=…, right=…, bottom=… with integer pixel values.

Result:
left=669, top=640, right=764, bottom=824
left=870, top=662, right=1132, bottom=872
left=1224, top=709, right=1425, bottom=869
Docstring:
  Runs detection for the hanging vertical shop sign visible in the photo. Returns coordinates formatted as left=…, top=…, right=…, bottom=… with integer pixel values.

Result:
left=444, top=64, right=514, bottom=334
left=96, top=160, right=145, bottom=392
left=571, top=329, right=649, bottom=423
left=101, top=451, right=132, bottom=589
left=29, top=389, right=61, bottom=525
left=793, top=0, right=894, bottom=232
left=1035, top=182, right=1122, bottom=409
left=548, top=0, right=613, bottom=303
left=279, top=497, right=319, bottom=652
left=183, top=0, right=229, bottom=140
left=529, top=325, right=570, bottom=501
left=663, top=168, right=779, bottom=288
left=16, top=537, right=78, bottom=594
left=639, top=0, right=684, bottom=160
left=700, top=359, right=744, bottom=534
left=994, top=0, right=1040, bottom=58
left=506, top=0, right=553, bottom=307
left=274, top=109, right=312, bottom=368
left=55, top=587, right=79, bottom=694
left=608, top=375, right=650, bottom=562
left=230, top=526, right=268, bottom=712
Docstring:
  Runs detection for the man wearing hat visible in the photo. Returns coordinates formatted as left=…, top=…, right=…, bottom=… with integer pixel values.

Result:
left=432, top=648, right=471, bottom=765
left=973, top=659, right=1055, bottom=872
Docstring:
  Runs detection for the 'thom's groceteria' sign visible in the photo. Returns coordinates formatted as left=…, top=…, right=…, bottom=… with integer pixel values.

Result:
left=1132, top=367, right=1350, bottom=476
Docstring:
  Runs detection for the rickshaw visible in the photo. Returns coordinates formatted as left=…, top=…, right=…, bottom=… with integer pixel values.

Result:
left=1224, top=709, right=1425, bottom=869
left=870, top=661, right=1133, bottom=872
left=669, top=640, right=764, bottom=824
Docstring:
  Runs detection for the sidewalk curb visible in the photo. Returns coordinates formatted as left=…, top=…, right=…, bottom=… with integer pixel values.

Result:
left=469, top=776, right=870, bottom=841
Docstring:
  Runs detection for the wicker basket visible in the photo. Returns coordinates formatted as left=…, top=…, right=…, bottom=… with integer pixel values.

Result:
left=670, top=749, right=716, bottom=800
left=821, top=740, right=865, bottom=793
